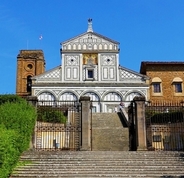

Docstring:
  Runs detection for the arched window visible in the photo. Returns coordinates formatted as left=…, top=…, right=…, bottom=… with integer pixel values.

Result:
left=172, top=77, right=183, bottom=93
left=84, top=92, right=100, bottom=101
left=125, top=92, right=142, bottom=101
left=104, top=92, right=121, bottom=101
left=84, top=92, right=100, bottom=113
left=38, top=92, right=55, bottom=101
left=37, top=92, right=56, bottom=106
left=59, top=92, right=77, bottom=101
left=26, top=75, right=32, bottom=93
left=152, top=77, right=162, bottom=93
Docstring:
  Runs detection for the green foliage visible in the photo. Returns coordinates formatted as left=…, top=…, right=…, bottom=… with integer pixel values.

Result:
left=150, top=111, right=183, bottom=124
left=145, top=110, right=158, bottom=119
left=0, top=100, right=37, bottom=151
left=15, top=160, right=32, bottom=167
left=0, top=94, right=37, bottom=177
left=0, top=94, right=25, bottom=105
left=0, top=126, right=20, bottom=178
left=37, top=108, right=67, bottom=124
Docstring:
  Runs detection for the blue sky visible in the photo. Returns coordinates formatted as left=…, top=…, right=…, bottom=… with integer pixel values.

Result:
left=1, top=0, right=184, bottom=94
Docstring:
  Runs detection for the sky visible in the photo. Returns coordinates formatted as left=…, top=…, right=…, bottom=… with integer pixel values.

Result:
left=1, top=0, right=184, bottom=94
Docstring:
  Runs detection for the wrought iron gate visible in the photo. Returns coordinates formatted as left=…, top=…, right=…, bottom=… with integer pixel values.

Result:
left=145, top=102, right=184, bottom=151
left=34, top=101, right=81, bottom=151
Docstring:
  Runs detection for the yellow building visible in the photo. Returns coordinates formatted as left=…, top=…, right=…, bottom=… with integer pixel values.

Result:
left=140, top=61, right=184, bottom=102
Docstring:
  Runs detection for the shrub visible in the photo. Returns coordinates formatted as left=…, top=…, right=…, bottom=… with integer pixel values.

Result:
left=0, top=125, right=20, bottom=178
left=151, top=111, right=183, bottom=124
left=37, top=107, right=67, bottom=124
left=0, top=95, right=37, bottom=177
left=0, top=94, right=24, bottom=105
left=0, top=100, right=37, bottom=152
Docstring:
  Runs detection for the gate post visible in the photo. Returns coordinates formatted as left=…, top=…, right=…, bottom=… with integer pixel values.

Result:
left=128, top=102, right=136, bottom=151
left=79, top=96, right=91, bottom=151
left=134, top=96, right=147, bottom=151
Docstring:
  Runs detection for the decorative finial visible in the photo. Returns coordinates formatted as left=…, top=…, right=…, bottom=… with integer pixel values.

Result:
left=87, top=18, right=93, bottom=32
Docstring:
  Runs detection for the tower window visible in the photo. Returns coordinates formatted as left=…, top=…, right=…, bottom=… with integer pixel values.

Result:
left=27, top=75, right=32, bottom=93
left=27, top=64, right=33, bottom=69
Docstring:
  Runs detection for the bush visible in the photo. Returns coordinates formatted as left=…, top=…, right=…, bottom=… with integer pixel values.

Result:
left=0, top=94, right=37, bottom=177
left=0, top=94, right=25, bottom=105
left=0, top=100, right=37, bottom=152
left=37, top=107, right=67, bottom=124
left=0, top=125, right=20, bottom=178
left=151, top=111, right=184, bottom=124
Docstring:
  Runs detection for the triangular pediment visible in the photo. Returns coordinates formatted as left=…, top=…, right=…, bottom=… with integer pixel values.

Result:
left=119, top=66, right=149, bottom=83
left=32, top=66, right=62, bottom=82
left=61, top=32, right=119, bottom=52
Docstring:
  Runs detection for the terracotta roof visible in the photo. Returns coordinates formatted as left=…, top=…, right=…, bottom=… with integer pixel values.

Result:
left=140, top=61, right=184, bottom=74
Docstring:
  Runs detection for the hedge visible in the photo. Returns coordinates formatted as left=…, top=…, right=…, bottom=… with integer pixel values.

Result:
left=151, top=111, right=184, bottom=124
left=0, top=95, right=37, bottom=177
left=37, top=107, right=67, bottom=123
left=0, top=126, right=19, bottom=178
left=0, top=94, right=24, bottom=105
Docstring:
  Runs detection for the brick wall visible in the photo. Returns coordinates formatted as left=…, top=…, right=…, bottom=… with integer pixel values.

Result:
left=145, top=64, right=184, bottom=102
left=16, top=50, right=45, bottom=96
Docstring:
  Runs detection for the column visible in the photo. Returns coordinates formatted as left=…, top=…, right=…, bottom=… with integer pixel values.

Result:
left=134, top=96, right=147, bottom=151
left=79, top=96, right=91, bottom=150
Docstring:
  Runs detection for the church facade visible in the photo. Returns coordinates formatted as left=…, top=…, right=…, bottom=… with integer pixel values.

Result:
left=17, top=19, right=149, bottom=112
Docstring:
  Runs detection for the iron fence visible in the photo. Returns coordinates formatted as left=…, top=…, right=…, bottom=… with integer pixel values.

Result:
left=34, top=100, right=81, bottom=151
left=145, top=101, right=184, bottom=151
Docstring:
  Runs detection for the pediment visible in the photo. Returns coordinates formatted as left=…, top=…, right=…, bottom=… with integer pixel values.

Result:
left=32, top=66, right=61, bottom=82
left=119, top=66, right=149, bottom=83
left=61, top=32, right=119, bottom=51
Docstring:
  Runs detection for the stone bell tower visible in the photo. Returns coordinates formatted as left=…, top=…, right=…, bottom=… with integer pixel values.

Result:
left=16, top=50, right=45, bottom=97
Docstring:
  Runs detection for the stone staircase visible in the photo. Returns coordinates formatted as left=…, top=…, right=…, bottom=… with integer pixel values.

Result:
left=10, top=150, right=184, bottom=177
left=92, top=113, right=129, bottom=151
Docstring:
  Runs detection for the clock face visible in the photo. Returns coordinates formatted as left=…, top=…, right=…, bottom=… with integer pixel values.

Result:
left=83, top=53, right=98, bottom=65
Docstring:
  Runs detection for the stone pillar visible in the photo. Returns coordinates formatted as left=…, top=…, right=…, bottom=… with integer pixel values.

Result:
left=128, top=102, right=136, bottom=151
left=134, top=96, right=147, bottom=151
left=79, top=96, right=91, bottom=151
left=26, top=96, right=38, bottom=107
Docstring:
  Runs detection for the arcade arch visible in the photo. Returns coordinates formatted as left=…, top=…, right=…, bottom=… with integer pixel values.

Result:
left=103, top=91, right=122, bottom=113
left=83, top=92, right=100, bottom=112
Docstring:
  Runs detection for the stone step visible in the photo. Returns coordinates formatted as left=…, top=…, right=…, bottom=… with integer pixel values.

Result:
left=15, top=160, right=184, bottom=167
left=20, top=152, right=183, bottom=156
left=10, top=173, right=184, bottom=178
left=17, top=162, right=184, bottom=166
left=10, top=151, right=184, bottom=178
left=92, top=113, right=129, bottom=151
left=19, top=154, right=184, bottom=158
left=10, top=176, right=184, bottom=178
left=11, top=166, right=184, bottom=172
left=20, top=154, right=183, bottom=158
